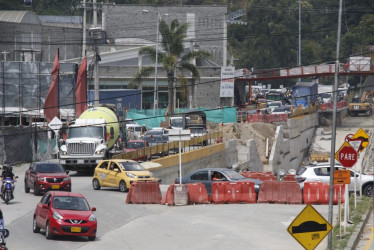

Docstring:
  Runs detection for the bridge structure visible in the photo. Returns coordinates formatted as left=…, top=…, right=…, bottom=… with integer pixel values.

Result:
left=235, top=62, right=374, bottom=82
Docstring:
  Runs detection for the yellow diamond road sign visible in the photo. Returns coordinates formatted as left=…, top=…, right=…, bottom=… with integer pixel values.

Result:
left=351, top=128, right=370, bottom=152
left=287, top=205, right=332, bottom=250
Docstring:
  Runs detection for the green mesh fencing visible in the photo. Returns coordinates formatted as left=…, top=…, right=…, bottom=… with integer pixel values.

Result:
left=125, top=107, right=236, bottom=129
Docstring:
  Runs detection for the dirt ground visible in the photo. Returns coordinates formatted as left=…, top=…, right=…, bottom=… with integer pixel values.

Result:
left=208, top=122, right=277, bottom=163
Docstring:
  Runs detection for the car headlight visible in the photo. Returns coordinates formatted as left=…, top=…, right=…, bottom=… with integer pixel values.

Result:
left=149, top=172, right=154, bottom=177
left=95, top=148, right=105, bottom=155
left=88, top=214, right=96, bottom=222
left=63, top=177, right=71, bottom=181
left=126, top=172, right=136, bottom=178
left=60, top=145, right=67, bottom=154
left=38, top=177, right=47, bottom=182
left=53, top=211, right=63, bottom=220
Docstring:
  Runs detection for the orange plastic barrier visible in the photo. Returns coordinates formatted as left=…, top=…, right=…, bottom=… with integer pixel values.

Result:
left=187, top=183, right=209, bottom=204
left=303, top=182, right=345, bottom=205
left=283, top=174, right=296, bottom=182
left=126, top=181, right=162, bottom=204
left=257, top=181, right=302, bottom=204
left=224, top=182, right=242, bottom=204
left=161, top=184, right=175, bottom=205
left=238, top=181, right=257, bottom=203
left=210, top=181, right=226, bottom=204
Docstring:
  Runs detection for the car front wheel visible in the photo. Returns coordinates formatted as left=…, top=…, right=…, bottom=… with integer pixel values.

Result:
left=363, top=183, right=373, bottom=197
left=88, top=235, right=96, bottom=241
left=45, top=221, right=53, bottom=239
left=119, top=180, right=128, bottom=192
left=24, top=180, right=30, bottom=193
left=92, top=179, right=101, bottom=190
left=33, top=216, right=40, bottom=233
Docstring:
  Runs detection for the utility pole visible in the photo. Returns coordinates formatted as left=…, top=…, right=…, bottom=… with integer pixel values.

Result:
left=298, top=0, right=301, bottom=83
left=82, top=0, right=86, bottom=58
left=327, top=0, right=343, bottom=248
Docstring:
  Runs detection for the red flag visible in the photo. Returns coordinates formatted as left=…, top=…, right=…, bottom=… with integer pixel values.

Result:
left=44, top=51, right=60, bottom=122
left=75, top=56, right=87, bottom=117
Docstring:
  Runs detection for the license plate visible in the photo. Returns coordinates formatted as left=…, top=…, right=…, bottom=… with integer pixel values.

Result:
left=71, top=226, right=81, bottom=233
left=60, top=160, right=66, bottom=164
left=77, top=160, right=84, bottom=164
left=354, top=105, right=360, bottom=110
left=51, top=184, right=59, bottom=189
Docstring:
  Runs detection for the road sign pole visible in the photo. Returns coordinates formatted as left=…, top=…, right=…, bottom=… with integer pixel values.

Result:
left=354, top=162, right=357, bottom=209
left=338, top=185, right=341, bottom=239
left=179, top=139, right=182, bottom=185
left=344, top=183, right=349, bottom=233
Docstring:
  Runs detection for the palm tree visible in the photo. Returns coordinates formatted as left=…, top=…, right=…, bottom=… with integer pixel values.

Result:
left=133, top=19, right=211, bottom=115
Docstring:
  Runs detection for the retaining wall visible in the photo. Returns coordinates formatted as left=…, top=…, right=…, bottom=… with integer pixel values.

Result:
left=269, top=113, right=318, bottom=174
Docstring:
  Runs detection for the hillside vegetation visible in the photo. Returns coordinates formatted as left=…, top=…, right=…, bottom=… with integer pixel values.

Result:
left=1, top=0, right=373, bottom=87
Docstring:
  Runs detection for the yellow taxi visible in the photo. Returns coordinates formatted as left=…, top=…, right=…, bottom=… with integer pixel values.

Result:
left=92, top=159, right=157, bottom=192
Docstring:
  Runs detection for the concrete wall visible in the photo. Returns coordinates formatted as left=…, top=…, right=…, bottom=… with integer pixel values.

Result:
left=269, top=113, right=318, bottom=175
left=235, top=139, right=263, bottom=172
left=146, top=142, right=235, bottom=184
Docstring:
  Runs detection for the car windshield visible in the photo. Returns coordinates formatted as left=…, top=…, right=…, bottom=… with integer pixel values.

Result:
left=222, top=170, right=245, bottom=180
left=127, top=142, right=145, bottom=149
left=119, top=161, right=146, bottom=171
left=272, top=107, right=284, bottom=112
left=68, top=126, right=103, bottom=139
left=36, top=164, right=65, bottom=173
left=146, top=130, right=163, bottom=136
left=170, top=118, right=183, bottom=128
left=52, top=196, right=90, bottom=211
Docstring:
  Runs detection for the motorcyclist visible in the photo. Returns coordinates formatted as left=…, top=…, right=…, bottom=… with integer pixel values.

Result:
left=1, top=165, right=17, bottom=200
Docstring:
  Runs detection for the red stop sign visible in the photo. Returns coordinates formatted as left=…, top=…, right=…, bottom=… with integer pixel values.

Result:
left=338, top=146, right=357, bottom=168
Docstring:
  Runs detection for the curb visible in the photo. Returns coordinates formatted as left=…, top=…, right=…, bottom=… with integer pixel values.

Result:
left=345, top=206, right=373, bottom=250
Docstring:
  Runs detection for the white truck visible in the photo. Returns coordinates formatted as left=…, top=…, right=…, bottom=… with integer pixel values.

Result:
left=58, top=106, right=120, bottom=171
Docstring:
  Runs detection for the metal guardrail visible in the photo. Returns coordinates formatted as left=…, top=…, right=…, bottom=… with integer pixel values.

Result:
left=112, top=131, right=223, bottom=160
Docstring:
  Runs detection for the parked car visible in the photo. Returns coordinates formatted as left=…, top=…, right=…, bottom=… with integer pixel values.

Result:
left=127, top=124, right=143, bottom=140
left=33, top=191, right=97, bottom=241
left=92, top=159, right=157, bottom=192
left=175, top=168, right=263, bottom=195
left=24, top=162, right=71, bottom=196
left=295, top=163, right=374, bottom=197
left=266, top=101, right=283, bottom=111
left=124, top=139, right=151, bottom=161
left=272, top=106, right=291, bottom=115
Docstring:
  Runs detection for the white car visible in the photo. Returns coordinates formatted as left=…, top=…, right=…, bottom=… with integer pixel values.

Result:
left=295, top=163, right=373, bottom=197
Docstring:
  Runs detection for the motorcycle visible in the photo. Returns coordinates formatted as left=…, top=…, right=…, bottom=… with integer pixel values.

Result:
left=0, top=229, right=9, bottom=250
left=2, top=177, right=17, bottom=205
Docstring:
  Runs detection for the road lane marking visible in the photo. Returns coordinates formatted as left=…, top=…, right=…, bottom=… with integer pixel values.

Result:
left=364, top=228, right=374, bottom=250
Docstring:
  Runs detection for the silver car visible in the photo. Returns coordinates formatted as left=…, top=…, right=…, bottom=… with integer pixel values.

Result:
left=295, top=163, right=373, bottom=197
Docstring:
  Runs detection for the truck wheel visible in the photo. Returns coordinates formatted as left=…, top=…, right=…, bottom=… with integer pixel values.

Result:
left=119, top=180, right=128, bottom=192
left=92, top=179, right=101, bottom=190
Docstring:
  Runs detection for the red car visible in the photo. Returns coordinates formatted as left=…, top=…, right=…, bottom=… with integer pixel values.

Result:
left=33, top=191, right=97, bottom=241
left=125, top=139, right=151, bottom=161
left=24, top=162, right=71, bottom=196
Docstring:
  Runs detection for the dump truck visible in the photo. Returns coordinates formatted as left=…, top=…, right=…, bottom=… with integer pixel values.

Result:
left=348, top=91, right=373, bottom=116
left=58, top=106, right=120, bottom=171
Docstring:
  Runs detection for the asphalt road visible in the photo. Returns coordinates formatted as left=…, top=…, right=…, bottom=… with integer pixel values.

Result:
left=1, top=163, right=339, bottom=250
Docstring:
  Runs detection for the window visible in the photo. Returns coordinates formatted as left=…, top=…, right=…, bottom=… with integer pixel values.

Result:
left=41, top=193, right=51, bottom=205
left=190, top=171, right=208, bottom=181
left=315, top=167, right=329, bottom=176
left=99, top=161, right=109, bottom=169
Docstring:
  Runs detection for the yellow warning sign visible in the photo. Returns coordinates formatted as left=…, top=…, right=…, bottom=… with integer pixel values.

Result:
left=287, top=205, right=332, bottom=250
left=352, top=128, right=370, bottom=152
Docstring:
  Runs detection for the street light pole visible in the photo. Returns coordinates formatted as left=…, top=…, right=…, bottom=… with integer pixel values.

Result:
left=154, top=12, right=160, bottom=115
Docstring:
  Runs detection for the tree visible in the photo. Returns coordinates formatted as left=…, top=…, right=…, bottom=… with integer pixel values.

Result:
left=134, top=19, right=210, bottom=115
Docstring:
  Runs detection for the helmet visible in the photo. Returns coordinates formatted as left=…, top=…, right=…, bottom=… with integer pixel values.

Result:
left=7, top=166, right=12, bottom=172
